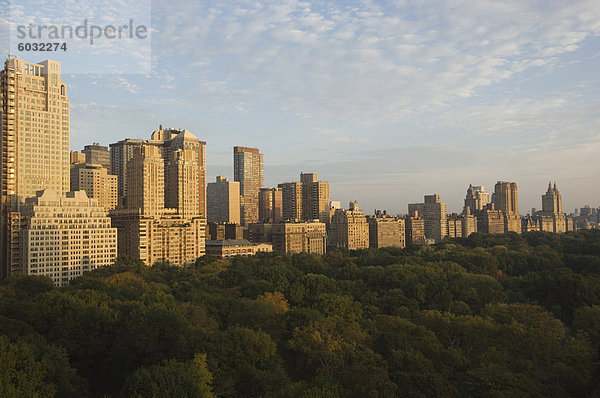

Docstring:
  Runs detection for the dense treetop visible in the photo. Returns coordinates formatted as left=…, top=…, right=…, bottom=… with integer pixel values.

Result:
left=1, top=230, right=600, bottom=397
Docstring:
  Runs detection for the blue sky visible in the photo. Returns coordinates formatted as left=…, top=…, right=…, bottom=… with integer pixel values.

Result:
left=3, top=0, right=600, bottom=214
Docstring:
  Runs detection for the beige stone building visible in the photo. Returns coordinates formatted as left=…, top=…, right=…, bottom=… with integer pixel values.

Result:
left=234, top=146, right=263, bottom=225
left=127, top=144, right=165, bottom=216
left=111, top=209, right=205, bottom=266
left=493, top=181, right=522, bottom=233
left=70, top=151, right=86, bottom=164
left=447, top=210, right=478, bottom=238
left=20, top=190, right=117, bottom=286
left=330, top=201, right=369, bottom=250
left=279, top=173, right=330, bottom=223
left=166, top=147, right=199, bottom=219
left=477, top=206, right=505, bottom=234
left=259, top=187, right=283, bottom=223
left=463, top=185, right=491, bottom=213
left=113, top=134, right=207, bottom=266
left=207, top=176, right=241, bottom=224
left=1, top=58, right=70, bottom=278
left=70, top=163, right=118, bottom=212
left=408, top=194, right=448, bottom=243
left=206, top=239, right=273, bottom=259
left=368, top=211, right=405, bottom=248
left=300, top=173, right=330, bottom=222
left=272, top=222, right=327, bottom=254
left=111, top=128, right=207, bottom=216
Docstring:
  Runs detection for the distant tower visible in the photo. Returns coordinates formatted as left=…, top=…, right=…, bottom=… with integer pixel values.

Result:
left=234, top=146, right=264, bottom=225
left=542, top=181, right=562, bottom=214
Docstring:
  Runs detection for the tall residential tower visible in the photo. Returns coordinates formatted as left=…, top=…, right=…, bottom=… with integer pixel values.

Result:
left=1, top=58, right=70, bottom=278
left=234, top=146, right=263, bottom=225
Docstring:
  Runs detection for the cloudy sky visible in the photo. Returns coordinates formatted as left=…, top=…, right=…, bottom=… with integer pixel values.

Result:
left=3, top=0, right=600, bottom=214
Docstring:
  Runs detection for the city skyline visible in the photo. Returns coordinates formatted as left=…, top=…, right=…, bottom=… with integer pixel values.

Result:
left=2, top=1, right=599, bottom=214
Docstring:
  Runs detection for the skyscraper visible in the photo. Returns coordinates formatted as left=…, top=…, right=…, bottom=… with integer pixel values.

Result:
left=259, top=187, right=283, bottom=223
left=234, top=146, right=263, bottom=225
left=300, top=172, right=330, bottom=222
left=207, top=176, right=241, bottom=224
left=463, top=185, right=490, bottom=213
left=492, top=181, right=521, bottom=233
left=109, top=138, right=144, bottom=202
left=1, top=58, right=70, bottom=278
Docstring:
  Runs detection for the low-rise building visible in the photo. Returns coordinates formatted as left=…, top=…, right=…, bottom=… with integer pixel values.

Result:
left=272, top=222, right=327, bottom=254
left=368, top=211, right=405, bottom=248
left=205, top=239, right=272, bottom=258
left=329, top=201, right=369, bottom=250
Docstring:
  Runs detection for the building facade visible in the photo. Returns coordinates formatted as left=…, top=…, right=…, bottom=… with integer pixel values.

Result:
left=70, top=163, right=118, bottom=212
left=368, top=211, right=405, bottom=248
left=20, top=190, right=117, bottom=286
left=205, top=239, right=272, bottom=258
left=82, top=143, right=110, bottom=169
left=207, top=176, right=241, bottom=224
left=1, top=58, right=70, bottom=278
left=493, top=181, right=522, bottom=233
left=272, top=222, right=327, bottom=254
left=408, top=194, right=448, bottom=243
left=405, top=213, right=426, bottom=246
left=259, top=187, right=283, bottom=223
left=329, top=201, right=369, bottom=250
left=234, top=146, right=263, bottom=225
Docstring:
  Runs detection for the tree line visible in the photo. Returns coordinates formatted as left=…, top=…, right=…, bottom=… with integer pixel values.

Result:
left=1, top=230, right=600, bottom=397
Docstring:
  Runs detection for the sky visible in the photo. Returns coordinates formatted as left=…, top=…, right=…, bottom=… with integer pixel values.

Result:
left=2, top=0, right=600, bottom=214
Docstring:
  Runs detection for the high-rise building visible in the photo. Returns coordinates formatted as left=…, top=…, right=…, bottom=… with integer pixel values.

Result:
left=279, top=181, right=304, bottom=221
left=165, top=147, right=199, bottom=218
left=126, top=144, right=165, bottom=216
left=536, top=182, right=567, bottom=233
left=368, top=210, right=405, bottom=248
left=70, top=163, right=118, bottom=212
left=1, top=58, right=70, bottom=278
left=463, top=185, right=490, bottom=213
left=109, top=138, right=144, bottom=202
left=111, top=128, right=208, bottom=267
left=300, top=173, right=330, bottom=222
left=259, top=187, right=283, bottom=223
left=329, top=201, right=369, bottom=250
left=272, top=222, right=327, bottom=254
left=83, top=143, right=110, bottom=169
left=19, top=190, right=117, bottom=286
left=155, top=128, right=207, bottom=218
left=207, top=176, right=241, bottom=224
left=279, top=173, right=330, bottom=223
left=408, top=194, right=448, bottom=243
left=234, top=146, right=263, bottom=225
left=542, top=182, right=563, bottom=214
left=492, top=181, right=521, bottom=233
